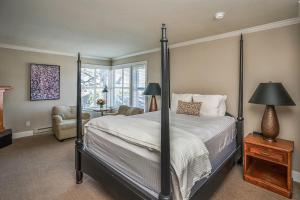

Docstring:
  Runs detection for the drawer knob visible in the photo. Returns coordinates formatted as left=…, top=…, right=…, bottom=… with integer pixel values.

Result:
left=260, top=151, right=269, bottom=156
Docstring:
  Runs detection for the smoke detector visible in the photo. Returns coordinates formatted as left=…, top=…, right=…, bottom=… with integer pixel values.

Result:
left=214, top=12, right=225, bottom=20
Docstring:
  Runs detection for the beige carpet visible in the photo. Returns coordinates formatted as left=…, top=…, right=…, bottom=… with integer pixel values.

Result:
left=0, top=134, right=299, bottom=200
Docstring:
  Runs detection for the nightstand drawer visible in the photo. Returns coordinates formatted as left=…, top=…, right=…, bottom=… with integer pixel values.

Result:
left=244, top=134, right=294, bottom=198
left=245, top=144, right=287, bottom=164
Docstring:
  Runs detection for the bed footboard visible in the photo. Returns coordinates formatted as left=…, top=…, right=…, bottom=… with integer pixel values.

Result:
left=80, top=148, right=156, bottom=200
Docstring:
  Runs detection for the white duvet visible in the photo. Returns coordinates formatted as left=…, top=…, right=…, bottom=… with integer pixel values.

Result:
left=86, top=114, right=212, bottom=200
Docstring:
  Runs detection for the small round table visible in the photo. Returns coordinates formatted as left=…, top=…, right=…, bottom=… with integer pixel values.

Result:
left=93, top=109, right=109, bottom=117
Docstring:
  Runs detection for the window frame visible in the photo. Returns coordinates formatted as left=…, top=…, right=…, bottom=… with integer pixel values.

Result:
left=81, top=64, right=111, bottom=110
left=111, top=61, right=148, bottom=110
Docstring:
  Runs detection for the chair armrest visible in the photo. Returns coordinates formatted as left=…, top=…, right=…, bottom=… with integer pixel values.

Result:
left=82, top=112, right=91, bottom=120
left=52, top=115, right=63, bottom=124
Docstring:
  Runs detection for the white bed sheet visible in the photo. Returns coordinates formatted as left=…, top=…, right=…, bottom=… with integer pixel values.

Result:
left=83, top=111, right=236, bottom=199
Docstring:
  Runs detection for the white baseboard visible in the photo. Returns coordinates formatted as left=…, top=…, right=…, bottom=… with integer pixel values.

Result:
left=35, top=127, right=52, bottom=135
left=13, top=130, right=34, bottom=139
left=293, top=170, right=300, bottom=183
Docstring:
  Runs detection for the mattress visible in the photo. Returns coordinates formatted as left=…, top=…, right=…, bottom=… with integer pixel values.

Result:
left=83, top=111, right=236, bottom=199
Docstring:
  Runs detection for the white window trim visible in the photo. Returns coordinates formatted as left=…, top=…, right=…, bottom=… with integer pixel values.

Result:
left=83, top=64, right=111, bottom=70
left=81, top=61, right=148, bottom=110
left=111, top=61, right=148, bottom=109
left=81, top=64, right=112, bottom=110
left=112, top=61, right=147, bottom=69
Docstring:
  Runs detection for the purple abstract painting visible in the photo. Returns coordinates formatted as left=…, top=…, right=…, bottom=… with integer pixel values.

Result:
left=30, top=64, right=60, bottom=101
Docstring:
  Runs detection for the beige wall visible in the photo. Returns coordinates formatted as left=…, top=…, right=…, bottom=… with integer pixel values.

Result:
left=0, top=48, right=110, bottom=133
left=113, top=24, right=300, bottom=171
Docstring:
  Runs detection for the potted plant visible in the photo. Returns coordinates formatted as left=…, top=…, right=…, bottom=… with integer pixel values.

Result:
left=96, top=98, right=106, bottom=109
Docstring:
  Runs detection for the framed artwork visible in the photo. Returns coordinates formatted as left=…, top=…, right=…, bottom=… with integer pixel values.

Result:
left=30, top=64, right=60, bottom=101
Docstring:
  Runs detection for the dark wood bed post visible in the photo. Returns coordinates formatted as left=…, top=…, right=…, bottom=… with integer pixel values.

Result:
left=75, top=53, right=83, bottom=184
left=168, top=48, right=171, bottom=108
left=237, top=34, right=244, bottom=163
left=159, top=24, right=172, bottom=200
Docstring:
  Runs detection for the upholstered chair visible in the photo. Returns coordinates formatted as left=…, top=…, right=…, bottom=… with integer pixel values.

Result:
left=106, top=105, right=144, bottom=116
left=52, top=106, right=90, bottom=141
left=126, top=107, right=144, bottom=115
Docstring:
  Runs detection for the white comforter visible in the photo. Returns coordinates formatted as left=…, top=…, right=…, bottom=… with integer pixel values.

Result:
left=86, top=114, right=212, bottom=200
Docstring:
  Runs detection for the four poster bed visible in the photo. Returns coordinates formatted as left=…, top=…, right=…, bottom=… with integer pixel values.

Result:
left=75, top=24, right=244, bottom=200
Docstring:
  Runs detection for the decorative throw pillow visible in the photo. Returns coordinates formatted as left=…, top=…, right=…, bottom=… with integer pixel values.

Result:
left=176, top=100, right=201, bottom=116
left=171, top=93, right=193, bottom=112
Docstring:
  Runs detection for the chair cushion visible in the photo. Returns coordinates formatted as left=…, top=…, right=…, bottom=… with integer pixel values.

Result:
left=52, top=106, right=76, bottom=119
left=64, top=106, right=76, bottom=119
left=126, top=107, right=144, bottom=116
left=118, top=105, right=129, bottom=115
left=59, top=119, right=76, bottom=130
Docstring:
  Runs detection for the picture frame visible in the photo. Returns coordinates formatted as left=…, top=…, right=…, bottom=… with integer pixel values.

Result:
left=30, top=64, right=60, bottom=101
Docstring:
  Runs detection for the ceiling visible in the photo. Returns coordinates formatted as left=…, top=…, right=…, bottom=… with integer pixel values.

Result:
left=0, top=0, right=298, bottom=59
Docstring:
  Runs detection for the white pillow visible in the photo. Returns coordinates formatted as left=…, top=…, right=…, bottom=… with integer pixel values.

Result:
left=192, top=94, right=227, bottom=116
left=218, top=99, right=227, bottom=116
left=171, top=93, right=193, bottom=112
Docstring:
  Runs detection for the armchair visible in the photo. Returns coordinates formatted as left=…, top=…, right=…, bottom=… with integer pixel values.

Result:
left=106, top=105, right=144, bottom=116
left=52, top=105, right=90, bottom=141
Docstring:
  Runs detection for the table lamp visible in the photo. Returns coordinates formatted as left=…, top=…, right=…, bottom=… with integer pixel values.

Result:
left=102, top=85, right=108, bottom=109
left=249, top=82, right=295, bottom=142
left=143, top=83, right=161, bottom=112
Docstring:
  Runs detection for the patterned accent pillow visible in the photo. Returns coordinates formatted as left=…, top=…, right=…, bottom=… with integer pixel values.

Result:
left=176, top=100, right=202, bottom=116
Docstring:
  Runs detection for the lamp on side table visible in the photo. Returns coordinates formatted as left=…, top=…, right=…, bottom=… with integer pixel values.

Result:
left=102, top=85, right=108, bottom=109
left=0, top=86, right=12, bottom=148
left=143, top=83, right=161, bottom=112
left=249, top=82, right=295, bottom=142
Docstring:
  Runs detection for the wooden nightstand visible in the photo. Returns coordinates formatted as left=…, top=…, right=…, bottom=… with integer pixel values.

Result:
left=244, top=133, right=294, bottom=198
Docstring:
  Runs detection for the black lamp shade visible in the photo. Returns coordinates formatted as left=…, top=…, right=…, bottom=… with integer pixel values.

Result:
left=143, top=83, right=161, bottom=96
left=102, top=85, right=108, bottom=93
left=249, top=82, right=295, bottom=106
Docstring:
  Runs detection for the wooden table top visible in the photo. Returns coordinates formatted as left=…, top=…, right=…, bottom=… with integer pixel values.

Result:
left=244, top=133, right=294, bottom=152
left=93, top=109, right=109, bottom=112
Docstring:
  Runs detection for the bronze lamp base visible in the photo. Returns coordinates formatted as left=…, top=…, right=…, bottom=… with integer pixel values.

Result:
left=261, top=105, right=279, bottom=142
left=149, top=95, right=158, bottom=112
left=249, top=82, right=296, bottom=142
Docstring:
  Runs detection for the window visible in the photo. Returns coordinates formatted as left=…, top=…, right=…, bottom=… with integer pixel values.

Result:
left=81, top=65, right=110, bottom=109
left=112, top=62, right=147, bottom=109
left=80, top=62, right=147, bottom=110
left=112, top=67, right=131, bottom=107
left=132, top=64, right=146, bottom=108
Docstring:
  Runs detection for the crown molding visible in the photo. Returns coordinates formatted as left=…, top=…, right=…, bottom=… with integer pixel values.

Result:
left=113, top=17, right=300, bottom=60
left=1, top=17, right=299, bottom=61
left=0, top=43, right=112, bottom=61
left=114, top=48, right=160, bottom=60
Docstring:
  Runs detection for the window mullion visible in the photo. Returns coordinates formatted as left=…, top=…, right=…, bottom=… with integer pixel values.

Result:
left=130, top=66, right=133, bottom=107
left=94, top=69, right=96, bottom=107
left=112, top=70, right=114, bottom=107
left=121, top=68, right=124, bottom=105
